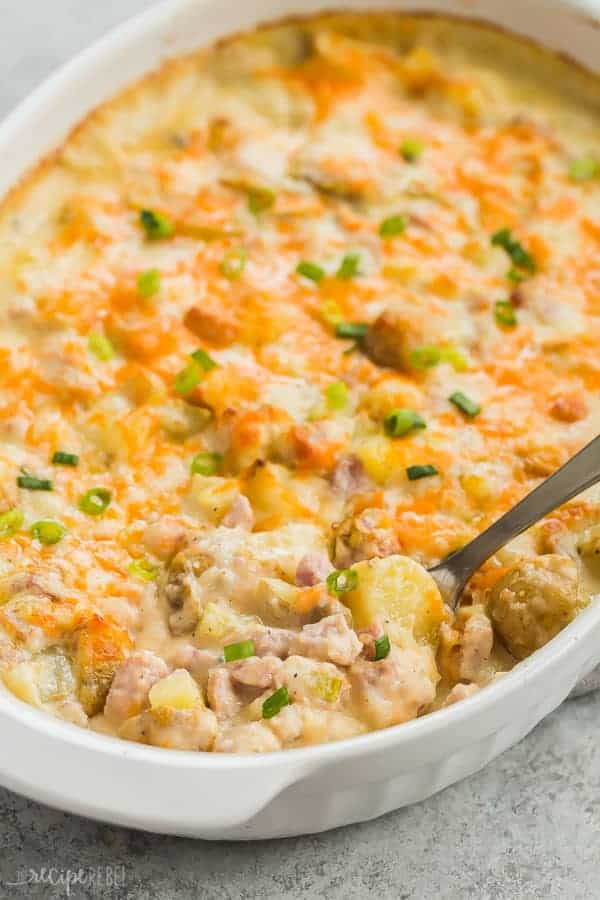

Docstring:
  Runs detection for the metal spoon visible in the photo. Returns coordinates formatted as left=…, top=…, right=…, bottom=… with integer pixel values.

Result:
left=429, top=434, right=600, bottom=608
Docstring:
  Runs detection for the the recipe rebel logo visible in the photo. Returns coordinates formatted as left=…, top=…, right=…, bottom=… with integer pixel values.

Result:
left=5, top=865, right=126, bottom=896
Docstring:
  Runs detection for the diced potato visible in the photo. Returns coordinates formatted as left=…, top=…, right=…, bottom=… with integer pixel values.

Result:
left=195, top=601, right=255, bottom=645
left=189, top=476, right=239, bottom=524
left=149, top=669, right=203, bottom=710
left=255, top=577, right=301, bottom=624
left=360, top=377, right=424, bottom=422
left=355, top=435, right=395, bottom=485
left=244, top=463, right=311, bottom=526
left=342, top=555, right=447, bottom=645
left=4, top=662, right=41, bottom=706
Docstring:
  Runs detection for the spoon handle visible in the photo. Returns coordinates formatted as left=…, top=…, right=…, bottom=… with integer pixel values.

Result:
left=431, top=434, right=600, bottom=606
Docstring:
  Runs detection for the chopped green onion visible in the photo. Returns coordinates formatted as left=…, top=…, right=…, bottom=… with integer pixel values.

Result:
left=494, top=300, right=517, bottom=328
left=507, top=267, right=526, bottom=284
left=247, top=187, right=276, bottom=215
left=296, top=260, right=325, bottom=283
left=379, top=214, right=407, bottom=238
left=17, top=472, right=53, bottom=491
left=326, top=568, right=358, bottom=596
left=569, top=156, right=599, bottom=183
left=128, top=557, right=159, bottom=581
left=325, top=381, right=349, bottom=411
left=0, top=508, right=24, bottom=540
left=190, top=452, right=222, bottom=476
left=88, top=332, right=115, bottom=362
left=140, top=209, right=174, bottom=240
left=190, top=348, right=218, bottom=372
left=449, top=391, right=481, bottom=418
left=406, top=464, right=439, bottom=481
left=336, top=252, right=361, bottom=280
left=262, top=686, right=290, bottom=719
left=335, top=321, right=369, bottom=341
left=374, top=634, right=391, bottom=661
left=224, top=639, right=255, bottom=663
left=440, top=346, right=469, bottom=372
left=220, top=247, right=247, bottom=280
left=410, top=345, right=441, bottom=370
left=491, top=229, right=536, bottom=273
left=174, top=362, right=202, bottom=396
left=321, top=299, right=343, bottom=327
left=400, top=137, right=425, bottom=163
left=30, top=520, right=67, bottom=546
left=384, top=408, right=426, bottom=437
left=137, top=268, right=161, bottom=298
left=51, top=451, right=79, bottom=467
left=78, top=488, right=111, bottom=516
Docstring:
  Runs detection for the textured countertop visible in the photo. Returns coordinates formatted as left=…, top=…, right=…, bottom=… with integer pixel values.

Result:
left=0, top=2, right=599, bottom=897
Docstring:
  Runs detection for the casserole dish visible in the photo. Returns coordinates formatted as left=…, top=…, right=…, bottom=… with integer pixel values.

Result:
left=0, top=0, right=599, bottom=838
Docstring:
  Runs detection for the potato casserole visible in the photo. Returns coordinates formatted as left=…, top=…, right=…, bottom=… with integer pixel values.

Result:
left=0, top=14, right=599, bottom=753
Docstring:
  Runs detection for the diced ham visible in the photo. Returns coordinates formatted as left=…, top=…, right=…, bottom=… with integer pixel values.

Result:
left=357, top=620, right=386, bottom=660
left=206, top=667, right=242, bottom=719
left=104, top=651, right=170, bottom=724
left=459, top=608, right=493, bottom=682
left=442, top=682, right=480, bottom=707
left=290, top=614, right=362, bottom=666
left=250, top=625, right=294, bottom=659
left=229, top=655, right=283, bottom=689
left=120, top=706, right=217, bottom=751
left=330, top=455, right=368, bottom=494
left=142, top=518, right=189, bottom=561
left=183, top=304, right=239, bottom=346
left=214, top=722, right=282, bottom=753
left=169, top=646, right=221, bottom=685
left=295, top=551, right=333, bottom=587
left=266, top=704, right=303, bottom=745
left=349, top=646, right=437, bottom=729
left=222, top=494, right=255, bottom=530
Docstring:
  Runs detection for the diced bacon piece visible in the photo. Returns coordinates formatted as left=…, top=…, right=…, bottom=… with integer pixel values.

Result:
left=104, top=651, right=170, bottom=724
left=290, top=614, right=362, bottom=666
left=295, top=552, right=333, bottom=587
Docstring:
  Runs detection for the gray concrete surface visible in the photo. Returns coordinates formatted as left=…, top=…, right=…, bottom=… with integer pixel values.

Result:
left=0, top=2, right=599, bottom=897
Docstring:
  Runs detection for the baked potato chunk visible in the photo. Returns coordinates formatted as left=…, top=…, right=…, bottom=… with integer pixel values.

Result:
left=488, top=555, right=584, bottom=660
left=72, top=615, right=132, bottom=716
left=342, top=555, right=447, bottom=645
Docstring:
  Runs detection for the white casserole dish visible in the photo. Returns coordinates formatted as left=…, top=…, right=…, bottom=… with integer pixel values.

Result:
left=0, top=0, right=599, bottom=839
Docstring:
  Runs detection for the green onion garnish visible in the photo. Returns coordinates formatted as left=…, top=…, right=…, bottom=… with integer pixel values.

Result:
left=336, top=252, right=361, bottom=280
left=296, top=260, right=325, bottom=283
left=262, top=686, right=290, bottom=719
left=400, top=137, right=425, bottom=163
left=88, top=332, right=115, bottom=362
left=449, top=391, right=481, bottom=418
left=190, top=348, right=218, bottom=372
left=128, top=558, right=160, bottom=581
left=384, top=408, right=426, bottom=437
left=0, top=508, right=23, bottom=540
left=321, top=299, right=343, bottom=327
left=30, top=520, right=67, bottom=546
left=247, top=187, right=276, bottom=215
left=221, top=247, right=247, bottom=280
left=326, top=568, right=358, bottom=596
left=440, top=346, right=469, bottom=372
left=137, top=268, right=161, bottom=298
left=410, top=345, right=441, bottom=370
left=507, top=268, right=526, bottom=284
left=190, top=452, right=222, bottom=477
left=52, top=451, right=79, bottom=467
left=406, top=464, right=439, bottom=481
left=325, top=381, right=349, bottom=411
left=379, top=214, right=407, bottom=238
left=223, top=639, right=255, bottom=663
left=174, top=362, right=201, bottom=397
left=374, top=634, right=391, bottom=661
left=17, top=472, right=53, bottom=491
left=140, top=209, right=174, bottom=240
left=494, top=300, right=517, bottom=328
left=491, top=229, right=536, bottom=273
left=335, top=322, right=369, bottom=341
left=78, top=488, right=111, bottom=516
left=569, top=157, right=599, bottom=183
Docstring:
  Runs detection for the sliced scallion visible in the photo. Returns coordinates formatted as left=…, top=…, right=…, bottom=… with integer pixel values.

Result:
left=449, top=391, right=481, bottom=418
left=88, top=332, right=115, bottom=362
left=335, top=321, right=369, bottom=341
left=410, top=345, right=441, bottom=370
left=400, top=137, right=425, bottom=163
left=174, top=362, right=201, bottom=397
left=52, top=451, right=79, bottom=467
left=384, top=408, right=426, bottom=438
left=326, top=568, right=358, bottom=596
left=221, top=247, right=247, bottom=280
left=224, top=640, right=255, bottom=663
left=30, top=520, right=66, bottom=546
left=491, top=229, right=536, bottom=273
left=140, top=209, right=174, bottom=240
left=78, top=488, right=111, bottom=516
left=128, top=558, right=159, bottom=581
left=494, top=300, right=517, bottom=328
left=190, top=348, right=217, bottom=372
left=262, top=686, right=290, bottom=719
left=137, top=268, right=161, bottom=298
left=406, top=464, right=439, bottom=481
left=569, top=157, right=599, bottom=183
left=379, top=214, right=407, bottom=238
left=336, top=252, right=361, bottom=280
left=190, top=452, right=222, bottom=477
left=247, top=187, right=275, bottom=215
left=374, top=634, right=391, bottom=661
left=17, top=472, right=53, bottom=491
left=0, top=508, right=23, bottom=540
left=325, top=381, right=348, bottom=411
left=296, top=260, right=325, bottom=283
